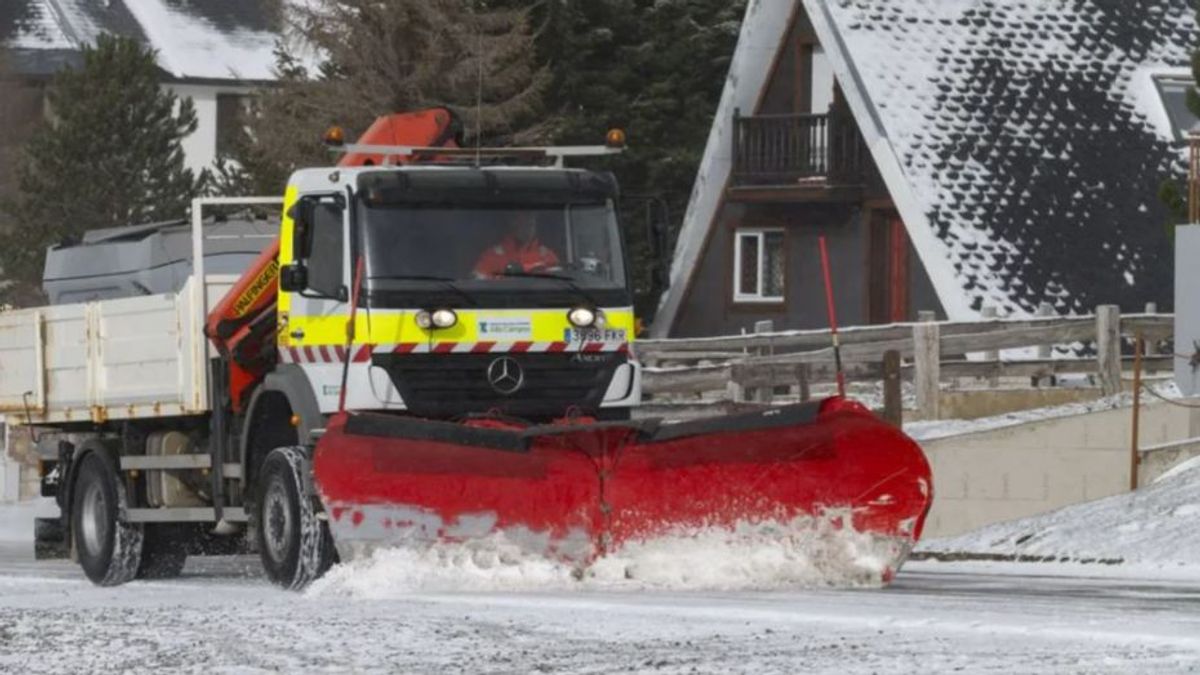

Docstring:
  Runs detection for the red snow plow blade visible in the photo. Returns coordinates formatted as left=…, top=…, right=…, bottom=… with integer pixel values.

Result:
left=313, top=398, right=933, bottom=585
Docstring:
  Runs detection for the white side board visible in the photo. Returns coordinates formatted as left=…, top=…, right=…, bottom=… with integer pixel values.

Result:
left=0, top=276, right=237, bottom=424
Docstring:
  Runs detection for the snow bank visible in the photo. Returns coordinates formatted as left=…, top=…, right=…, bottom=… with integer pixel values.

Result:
left=919, top=459, right=1200, bottom=573
left=309, top=518, right=902, bottom=598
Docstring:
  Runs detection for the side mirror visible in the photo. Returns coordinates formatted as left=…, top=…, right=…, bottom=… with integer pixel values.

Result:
left=279, top=263, right=308, bottom=293
left=289, top=197, right=318, bottom=260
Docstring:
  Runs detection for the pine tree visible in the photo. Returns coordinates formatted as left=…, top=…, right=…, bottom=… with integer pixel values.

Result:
left=1, top=35, right=201, bottom=301
left=223, top=0, right=549, bottom=195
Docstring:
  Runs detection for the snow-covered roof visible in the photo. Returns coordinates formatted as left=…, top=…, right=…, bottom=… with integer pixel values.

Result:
left=656, top=0, right=1196, bottom=334
left=2, top=0, right=280, bottom=82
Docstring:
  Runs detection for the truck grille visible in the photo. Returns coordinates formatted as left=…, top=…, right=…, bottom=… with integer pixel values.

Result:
left=373, top=352, right=626, bottom=419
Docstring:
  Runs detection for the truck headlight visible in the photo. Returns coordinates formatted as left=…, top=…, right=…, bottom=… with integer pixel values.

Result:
left=431, top=308, right=458, bottom=329
left=416, top=309, right=457, bottom=329
left=568, top=307, right=597, bottom=328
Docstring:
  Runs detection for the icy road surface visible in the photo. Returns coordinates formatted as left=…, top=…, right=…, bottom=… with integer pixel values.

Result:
left=2, top=546, right=1200, bottom=673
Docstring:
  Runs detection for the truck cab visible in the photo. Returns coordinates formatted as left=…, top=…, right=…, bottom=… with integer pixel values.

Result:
left=277, top=165, right=641, bottom=421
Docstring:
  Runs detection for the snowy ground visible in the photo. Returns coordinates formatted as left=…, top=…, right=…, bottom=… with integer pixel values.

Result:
left=2, top=537, right=1200, bottom=672
left=920, top=456, right=1200, bottom=575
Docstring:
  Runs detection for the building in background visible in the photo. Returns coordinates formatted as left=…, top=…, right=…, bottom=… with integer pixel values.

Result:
left=654, top=0, right=1197, bottom=338
left=0, top=0, right=282, bottom=200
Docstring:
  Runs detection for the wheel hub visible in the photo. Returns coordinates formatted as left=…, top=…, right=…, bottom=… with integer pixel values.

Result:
left=79, top=481, right=108, bottom=558
left=263, top=478, right=292, bottom=564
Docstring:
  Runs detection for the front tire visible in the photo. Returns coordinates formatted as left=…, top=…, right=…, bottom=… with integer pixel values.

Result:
left=72, top=451, right=143, bottom=586
left=256, top=446, right=335, bottom=590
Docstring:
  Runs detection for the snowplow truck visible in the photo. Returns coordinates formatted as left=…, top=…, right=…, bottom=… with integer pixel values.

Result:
left=2, top=108, right=932, bottom=589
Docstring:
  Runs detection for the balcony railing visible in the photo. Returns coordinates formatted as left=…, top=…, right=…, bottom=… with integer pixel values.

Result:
left=731, top=110, right=866, bottom=188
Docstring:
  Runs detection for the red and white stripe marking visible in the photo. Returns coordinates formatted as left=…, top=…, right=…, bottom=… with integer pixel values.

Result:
left=279, top=341, right=628, bottom=364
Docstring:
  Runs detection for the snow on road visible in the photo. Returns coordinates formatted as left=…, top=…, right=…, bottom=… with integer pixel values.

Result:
left=1, top=543, right=1200, bottom=674
left=312, top=519, right=899, bottom=596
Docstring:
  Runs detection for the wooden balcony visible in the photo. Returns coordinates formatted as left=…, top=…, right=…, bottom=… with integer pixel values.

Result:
left=730, top=110, right=867, bottom=202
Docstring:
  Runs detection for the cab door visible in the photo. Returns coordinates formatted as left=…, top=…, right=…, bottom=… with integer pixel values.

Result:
left=281, top=193, right=350, bottom=360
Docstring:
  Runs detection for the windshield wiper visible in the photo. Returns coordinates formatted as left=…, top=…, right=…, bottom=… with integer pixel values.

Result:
left=500, top=270, right=599, bottom=307
left=370, top=275, right=478, bottom=307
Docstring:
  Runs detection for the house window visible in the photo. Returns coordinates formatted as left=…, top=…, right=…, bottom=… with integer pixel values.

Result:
left=734, top=229, right=785, bottom=302
left=1152, top=75, right=1200, bottom=142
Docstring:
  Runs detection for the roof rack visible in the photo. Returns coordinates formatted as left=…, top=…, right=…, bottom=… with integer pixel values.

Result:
left=337, top=144, right=623, bottom=168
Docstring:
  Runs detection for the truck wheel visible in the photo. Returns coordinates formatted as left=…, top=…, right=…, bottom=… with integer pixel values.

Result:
left=137, top=525, right=188, bottom=579
left=256, top=446, right=335, bottom=590
left=72, top=451, right=143, bottom=586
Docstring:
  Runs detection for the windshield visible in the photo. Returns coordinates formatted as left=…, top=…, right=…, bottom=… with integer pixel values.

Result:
left=359, top=202, right=628, bottom=292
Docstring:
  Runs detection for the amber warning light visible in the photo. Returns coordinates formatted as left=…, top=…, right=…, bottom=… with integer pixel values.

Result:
left=323, top=125, right=346, bottom=147
left=606, top=128, right=627, bottom=149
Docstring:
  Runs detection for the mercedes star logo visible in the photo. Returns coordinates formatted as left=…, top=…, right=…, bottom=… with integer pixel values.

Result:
left=486, top=357, right=524, bottom=395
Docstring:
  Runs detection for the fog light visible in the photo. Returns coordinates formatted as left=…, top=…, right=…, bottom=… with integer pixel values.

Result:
left=431, top=308, right=458, bottom=329
left=568, top=307, right=597, bottom=328
left=415, top=310, right=434, bottom=329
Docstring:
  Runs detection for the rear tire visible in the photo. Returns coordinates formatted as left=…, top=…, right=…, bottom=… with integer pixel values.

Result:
left=72, top=451, right=143, bottom=586
left=137, top=525, right=188, bottom=579
left=256, top=446, right=335, bottom=590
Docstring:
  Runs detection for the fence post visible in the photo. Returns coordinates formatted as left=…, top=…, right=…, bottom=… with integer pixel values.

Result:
left=727, top=363, right=746, bottom=403
left=882, top=350, right=903, bottom=427
left=1144, top=302, right=1158, bottom=357
left=1096, top=304, right=1122, bottom=396
left=752, top=320, right=774, bottom=403
left=917, top=310, right=937, bottom=323
left=981, top=306, right=999, bottom=387
left=913, top=321, right=941, bottom=420
left=1130, top=333, right=1143, bottom=490
left=1036, top=302, right=1055, bottom=359
left=795, top=364, right=811, bottom=402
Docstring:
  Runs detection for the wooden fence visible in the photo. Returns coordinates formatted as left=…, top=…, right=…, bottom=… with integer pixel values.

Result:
left=636, top=305, right=1174, bottom=421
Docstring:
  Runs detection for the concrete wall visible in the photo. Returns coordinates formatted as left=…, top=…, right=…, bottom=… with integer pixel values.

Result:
left=936, top=388, right=1103, bottom=422
left=1140, top=439, right=1200, bottom=486
left=920, top=401, right=1200, bottom=538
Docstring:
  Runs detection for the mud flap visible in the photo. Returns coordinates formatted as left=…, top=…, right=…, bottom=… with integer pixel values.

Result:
left=34, top=517, right=68, bottom=560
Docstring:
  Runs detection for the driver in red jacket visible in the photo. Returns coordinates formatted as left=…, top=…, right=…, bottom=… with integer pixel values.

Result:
left=473, top=212, right=560, bottom=278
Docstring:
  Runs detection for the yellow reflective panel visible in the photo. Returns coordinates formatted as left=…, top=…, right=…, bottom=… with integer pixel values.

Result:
left=277, top=184, right=300, bottom=326
left=283, top=308, right=636, bottom=347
